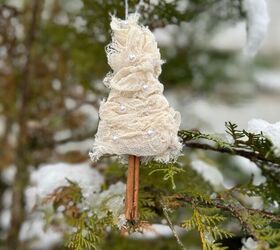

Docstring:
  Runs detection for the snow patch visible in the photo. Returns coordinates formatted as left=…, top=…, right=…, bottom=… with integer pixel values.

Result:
left=55, top=139, right=93, bottom=154
left=0, top=116, right=5, bottom=136
left=21, top=163, right=125, bottom=249
left=242, top=237, right=269, bottom=249
left=190, top=160, right=224, bottom=190
left=233, top=156, right=266, bottom=186
left=248, top=119, right=280, bottom=156
left=0, top=209, right=11, bottom=230
left=210, top=22, right=246, bottom=51
left=0, top=189, right=13, bottom=230
left=1, top=165, right=17, bottom=185
left=153, top=26, right=176, bottom=47
left=20, top=219, right=62, bottom=250
left=255, top=70, right=280, bottom=92
left=54, top=129, right=72, bottom=141
left=89, top=182, right=125, bottom=221
left=243, top=0, right=270, bottom=56
left=25, top=162, right=104, bottom=212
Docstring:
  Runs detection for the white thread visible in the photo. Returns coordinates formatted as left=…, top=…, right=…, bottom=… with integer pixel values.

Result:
left=125, top=0, right=128, bottom=19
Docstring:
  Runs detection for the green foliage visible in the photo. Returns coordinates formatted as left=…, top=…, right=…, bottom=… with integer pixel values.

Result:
left=66, top=211, right=113, bottom=250
left=179, top=129, right=232, bottom=150
left=139, top=191, right=158, bottom=220
left=147, top=161, right=185, bottom=189
left=42, top=180, right=120, bottom=250
left=246, top=214, right=280, bottom=248
left=182, top=207, right=232, bottom=250
left=225, top=122, right=276, bottom=161
left=235, top=176, right=280, bottom=204
left=179, top=122, right=279, bottom=162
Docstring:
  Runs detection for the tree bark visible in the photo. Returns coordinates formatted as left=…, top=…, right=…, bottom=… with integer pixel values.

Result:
left=7, top=1, right=44, bottom=249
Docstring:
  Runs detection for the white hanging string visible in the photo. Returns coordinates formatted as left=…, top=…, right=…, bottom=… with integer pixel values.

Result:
left=125, top=0, right=128, bottom=19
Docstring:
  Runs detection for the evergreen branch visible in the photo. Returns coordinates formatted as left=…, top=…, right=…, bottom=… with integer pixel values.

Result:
left=182, top=205, right=232, bottom=250
left=178, top=124, right=280, bottom=184
left=179, top=130, right=280, bottom=165
left=177, top=194, right=280, bottom=223
left=169, top=194, right=280, bottom=238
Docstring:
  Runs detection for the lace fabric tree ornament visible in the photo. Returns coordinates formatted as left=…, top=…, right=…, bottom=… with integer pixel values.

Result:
left=90, top=14, right=182, bottom=163
left=89, top=14, right=182, bottom=221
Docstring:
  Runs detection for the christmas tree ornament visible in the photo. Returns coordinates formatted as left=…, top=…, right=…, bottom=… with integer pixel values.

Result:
left=90, top=13, right=182, bottom=221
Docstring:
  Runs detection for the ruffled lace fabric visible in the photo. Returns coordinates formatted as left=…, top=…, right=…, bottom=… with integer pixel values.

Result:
left=90, top=14, right=182, bottom=163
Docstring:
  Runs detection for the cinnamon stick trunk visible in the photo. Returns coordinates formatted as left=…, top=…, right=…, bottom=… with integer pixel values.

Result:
left=125, top=155, right=140, bottom=221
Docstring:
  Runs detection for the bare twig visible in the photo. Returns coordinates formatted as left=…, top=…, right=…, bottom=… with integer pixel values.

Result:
left=183, top=141, right=277, bottom=165
left=125, top=155, right=135, bottom=220
left=160, top=201, right=187, bottom=250
left=133, top=156, right=140, bottom=219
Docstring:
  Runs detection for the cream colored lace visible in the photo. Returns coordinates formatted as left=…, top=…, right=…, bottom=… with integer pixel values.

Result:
left=89, top=14, right=182, bottom=163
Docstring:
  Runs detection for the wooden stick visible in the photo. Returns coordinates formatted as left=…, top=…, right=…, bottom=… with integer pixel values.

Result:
left=125, top=155, right=140, bottom=221
left=132, top=156, right=140, bottom=220
left=125, top=155, right=135, bottom=220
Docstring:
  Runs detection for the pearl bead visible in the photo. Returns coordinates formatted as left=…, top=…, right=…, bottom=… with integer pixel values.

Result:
left=129, top=54, right=136, bottom=61
left=112, top=135, right=118, bottom=141
left=147, top=129, right=154, bottom=136
left=120, top=104, right=126, bottom=112
left=143, top=84, right=148, bottom=91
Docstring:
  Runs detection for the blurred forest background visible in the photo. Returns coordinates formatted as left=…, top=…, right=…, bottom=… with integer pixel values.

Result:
left=0, top=0, right=279, bottom=249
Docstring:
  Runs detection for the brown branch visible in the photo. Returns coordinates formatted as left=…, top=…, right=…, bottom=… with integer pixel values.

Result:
left=160, top=200, right=187, bottom=250
left=182, top=141, right=280, bottom=183
left=246, top=208, right=280, bottom=223
left=183, top=142, right=276, bottom=165
left=171, top=194, right=280, bottom=239
left=174, top=194, right=280, bottom=222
